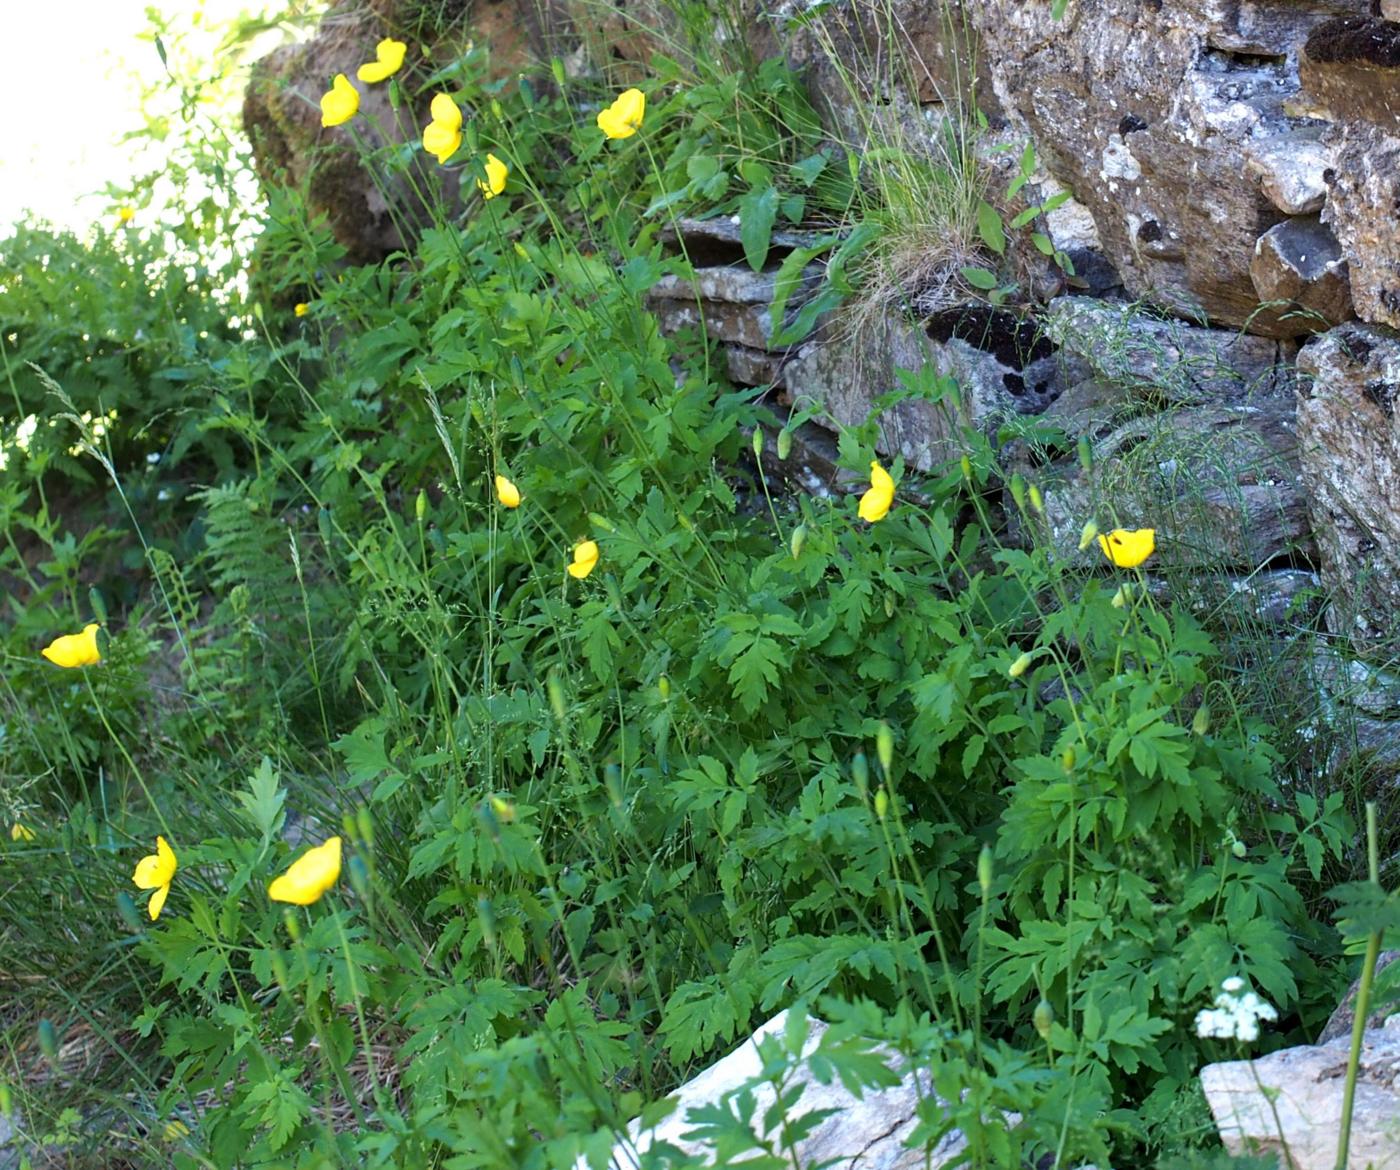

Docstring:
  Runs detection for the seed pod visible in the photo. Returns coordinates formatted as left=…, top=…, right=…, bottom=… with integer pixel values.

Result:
left=1231, top=839, right=1248, bottom=859
left=547, top=668, right=567, bottom=723
left=356, top=806, right=374, bottom=848
left=852, top=751, right=870, bottom=795
left=1009, top=473, right=1026, bottom=511
left=415, top=490, right=428, bottom=523
left=874, top=788, right=889, bottom=821
left=1077, top=435, right=1093, bottom=473
left=37, top=1019, right=58, bottom=1065
left=116, top=891, right=143, bottom=932
left=977, top=845, right=993, bottom=894
left=282, top=909, right=302, bottom=943
left=752, top=429, right=764, bottom=459
left=658, top=674, right=672, bottom=701
left=876, top=722, right=894, bottom=779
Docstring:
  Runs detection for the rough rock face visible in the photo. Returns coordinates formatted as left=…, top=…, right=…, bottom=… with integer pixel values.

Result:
left=966, top=0, right=1371, bottom=335
left=1296, top=323, right=1400, bottom=653
left=572, top=1010, right=996, bottom=1170
left=1201, top=1014, right=1400, bottom=1169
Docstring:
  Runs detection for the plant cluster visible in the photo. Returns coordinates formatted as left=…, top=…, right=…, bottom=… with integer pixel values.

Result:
left=0, top=3, right=1374, bottom=1169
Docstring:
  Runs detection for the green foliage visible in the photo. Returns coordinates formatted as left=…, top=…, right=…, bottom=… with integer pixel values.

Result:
left=0, top=5, right=1364, bottom=1170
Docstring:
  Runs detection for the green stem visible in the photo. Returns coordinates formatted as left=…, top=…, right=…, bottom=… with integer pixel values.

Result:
left=1335, top=801, right=1381, bottom=1170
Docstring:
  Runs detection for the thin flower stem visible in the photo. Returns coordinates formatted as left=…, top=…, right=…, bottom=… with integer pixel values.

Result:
left=1335, top=800, right=1381, bottom=1170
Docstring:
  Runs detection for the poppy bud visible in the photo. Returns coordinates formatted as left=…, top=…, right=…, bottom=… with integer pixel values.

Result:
left=477, top=894, right=497, bottom=949
left=1231, top=839, right=1247, bottom=859
left=1028, top=484, right=1044, bottom=515
left=547, top=669, right=567, bottom=723
left=1033, top=999, right=1055, bottom=1040
left=876, top=722, right=894, bottom=779
left=1078, top=521, right=1099, bottom=552
left=37, top=1019, right=58, bottom=1066
left=356, top=806, right=374, bottom=848
left=790, top=524, right=806, bottom=559
left=960, top=455, right=973, bottom=481
left=777, top=429, right=792, bottom=460
left=1193, top=705, right=1210, bottom=737
left=282, top=909, right=301, bottom=943
left=977, top=845, right=993, bottom=894
left=1008, top=651, right=1034, bottom=679
left=1077, top=435, right=1093, bottom=473
left=1061, top=747, right=1076, bottom=771
left=415, top=490, right=428, bottom=523
left=852, top=751, right=870, bottom=795
left=658, top=674, right=671, bottom=701
left=874, top=788, right=889, bottom=820
left=752, top=429, right=764, bottom=459
left=116, top=891, right=143, bottom=932
left=1009, top=474, right=1026, bottom=511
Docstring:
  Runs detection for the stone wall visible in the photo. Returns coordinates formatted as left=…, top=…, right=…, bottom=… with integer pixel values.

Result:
left=242, top=0, right=1400, bottom=656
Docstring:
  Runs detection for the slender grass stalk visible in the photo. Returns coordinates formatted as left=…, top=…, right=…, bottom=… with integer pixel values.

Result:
left=1335, top=800, right=1381, bottom=1170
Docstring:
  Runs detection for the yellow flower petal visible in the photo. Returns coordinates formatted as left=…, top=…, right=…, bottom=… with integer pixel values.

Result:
left=147, top=881, right=170, bottom=921
left=356, top=37, right=407, bottom=83
left=320, top=73, right=360, bottom=128
left=41, top=623, right=102, bottom=668
left=10, top=823, right=35, bottom=842
left=477, top=153, right=508, bottom=199
left=422, top=119, right=462, bottom=165
left=133, top=835, right=177, bottom=890
left=428, top=93, right=463, bottom=132
left=294, top=302, right=309, bottom=318
left=1097, top=527, right=1156, bottom=569
left=495, top=474, right=521, bottom=508
left=117, top=206, right=134, bottom=224
left=567, top=540, right=599, bottom=579
left=268, top=836, right=343, bottom=905
left=597, top=88, right=646, bottom=139
left=857, top=461, right=895, bottom=523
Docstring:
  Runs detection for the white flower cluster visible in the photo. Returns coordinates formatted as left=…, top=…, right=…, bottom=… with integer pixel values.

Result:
left=1195, top=976, right=1279, bottom=1043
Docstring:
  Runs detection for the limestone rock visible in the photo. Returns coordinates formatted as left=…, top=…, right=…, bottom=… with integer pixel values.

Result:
left=572, top=1010, right=983, bottom=1170
left=1019, top=396, right=1312, bottom=569
left=1300, top=15, right=1400, bottom=128
left=1250, top=216, right=1353, bottom=336
left=1295, top=323, right=1400, bottom=653
left=968, top=0, right=1371, bottom=334
left=784, top=305, right=1079, bottom=471
left=1317, top=951, right=1400, bottom=1044
left=1201, top=1015, right=1400, bottom=1169
left=1321, top=121, right=1400, bottom=329
left=1045, top=297, right=1297, bottom=404
left=244, top=5, right=464, bottom=265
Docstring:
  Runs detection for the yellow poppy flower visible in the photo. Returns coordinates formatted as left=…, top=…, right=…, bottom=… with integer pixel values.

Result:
left=11, top=823, right=35, bottom=842
left=294, top=302, right=309, bottom=318
left=41, top=623, right=102, bottom=668
left=858, top=461, right=895, bottom=523
left=356, top=37, right=407, bottom=83
left=495, top=474, right=521, bottom=508
left=1097, top=528, right=1156, bottom=569
left=117, top=206, right=134, bottom=225
left=597, top=88, right=646, bottom=139
left=567, top=540, right=599, bottom=579
left=422, top=93, right=463, bottom=164
left=268, top=836, right=342, bottom=905
left=320, top=73, right=360, bottom=128
left=477, top=153, right=508, bottom=199
left=132, top=835, right=177, bottom=921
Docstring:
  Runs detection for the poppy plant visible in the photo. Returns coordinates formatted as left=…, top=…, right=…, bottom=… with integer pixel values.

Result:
left=567, top=540, right=599, bottom=579
left=495, top=474, right=521, bottom=508
left=132, top=836, right=177, bottom=921
left=597, top=88, right=645, bottom=139
left=41, top=623, right=102, bottom=668
left=1097, top=528, right=1156, bottom=569
left=356, top=37, right=407, bottom=83
left=422, top=93, right=462, bottom=164
left=477, top=153, right=508, bottom=199
left=268, top=837, right=343, bottom=905
left=858, top=461, right=895, bottom=523
left=320, top=74, right=360, bottom=127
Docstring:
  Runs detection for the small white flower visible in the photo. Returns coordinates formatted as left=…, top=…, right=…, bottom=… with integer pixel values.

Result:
left=1194, top=977, right=1277, bottom=1043
left=1222, top=976, right=1244, bottom=993
left=14, top=414, right=37, bottom=452
left=146, top=452, right=161, bottom=465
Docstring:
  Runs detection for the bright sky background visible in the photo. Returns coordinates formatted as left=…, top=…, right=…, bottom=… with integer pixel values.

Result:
left=0, top=2, right=314, bottom=235
left=0, top=3, right=157, bottom=231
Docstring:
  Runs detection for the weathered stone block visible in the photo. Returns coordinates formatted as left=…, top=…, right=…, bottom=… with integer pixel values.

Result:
left=1296, top=322, right=1400, bottom=652
left=1202, top=1015, right=1400, bottom=1169
left=1301, top=15, right=1400, bottom=128
left=1250, top=215, right=1353, bottom=335
left=1321, top=121, right=1400, bottom=329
